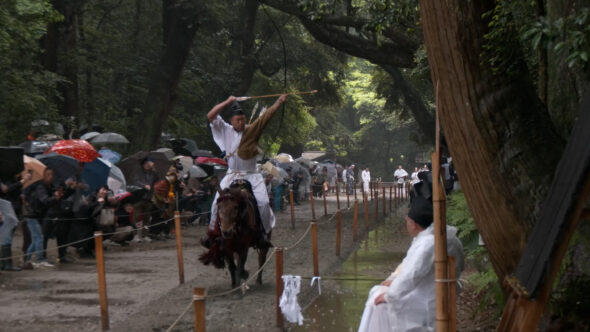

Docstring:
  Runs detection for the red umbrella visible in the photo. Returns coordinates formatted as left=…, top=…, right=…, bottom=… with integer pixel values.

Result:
left=45, top=139, right=100, bottom=163
left=195, top=156, right=228, bottom=167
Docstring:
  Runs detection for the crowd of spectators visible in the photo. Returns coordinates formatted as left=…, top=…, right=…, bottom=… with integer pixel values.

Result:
left=0, top=158, right=219, bottom=271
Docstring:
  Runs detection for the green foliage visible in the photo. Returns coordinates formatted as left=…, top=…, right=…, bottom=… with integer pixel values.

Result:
left=447, top=190, right=505, bottom=317
left=522, top=7, right=590, bottom=70
left=0, top=0, right=63, bottom=144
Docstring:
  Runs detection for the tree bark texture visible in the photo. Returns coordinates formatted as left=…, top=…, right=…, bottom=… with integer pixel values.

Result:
left=132, top=0, right=199, bottom=150
left=419, top=0, right=564, bottom=281
left=43, top=0, right=83, bottom=121
left=229, top=0, right=260, bottom=96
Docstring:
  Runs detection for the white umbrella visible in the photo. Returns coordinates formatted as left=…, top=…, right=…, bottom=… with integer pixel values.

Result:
left=80, top=131, right=100, bottom=141
left=275, top=153, right=293, bottom=163
left=156, top=147, right=175, bottom=160
left=188, top=165, right=207, bottom=178
left=173, top=155, right=193, bottom=176
left=91, top=132, right=129, bottom=144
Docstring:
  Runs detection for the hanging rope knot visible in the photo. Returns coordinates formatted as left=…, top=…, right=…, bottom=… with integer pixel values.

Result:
left=240, top=282, right=250, bottom=295
left=192, top=294, right=206, bottom=301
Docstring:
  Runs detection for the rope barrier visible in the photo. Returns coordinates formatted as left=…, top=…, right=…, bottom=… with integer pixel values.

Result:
left=165, top=299, right=195, bottom=332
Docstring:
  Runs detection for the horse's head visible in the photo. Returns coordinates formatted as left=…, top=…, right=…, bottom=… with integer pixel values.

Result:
left=217, top=187, right=252, bottom=239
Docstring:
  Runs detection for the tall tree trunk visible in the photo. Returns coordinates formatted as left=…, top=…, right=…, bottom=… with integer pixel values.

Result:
left=419, top=0, right=565, bottom=281
left=229, top=0, right=260, bottom=95
left=42, top=0, right=83, bottom=123
left=131, top=1, right=199, bottom=150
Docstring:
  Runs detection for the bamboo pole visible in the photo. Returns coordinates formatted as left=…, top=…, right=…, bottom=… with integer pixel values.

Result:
left=94, top=232, right=109, bottom=331
left=309, top=191, right=316, bottom=221
left=336, top=182, right=341, bottom=210
left=433, top=84, right=450, bottom=331
left=311, top=222, right=319, bottom=276
left=193, top=288, right=206, bottom=332
left=323, top=190, right=328, bottom=216
left=289, top=189, right=295, bottom=229
left=382, top=186, right=386, bottom=217
left=275, top=248, right=284, bottom=329
left=336, top=211, right=342, bottom=256
left=174, top=211, right=185, bottom=284
left=448, top=256, right=457, bottom=332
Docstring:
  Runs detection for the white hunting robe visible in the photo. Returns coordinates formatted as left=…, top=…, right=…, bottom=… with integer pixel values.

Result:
left=208, top=115, right=275, bottom=233
left=361, top=170, right=371, bottom=194
left=358, top=225, right=464, bottom=332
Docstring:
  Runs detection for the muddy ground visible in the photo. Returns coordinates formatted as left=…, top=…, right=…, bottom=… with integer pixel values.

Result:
left=0, top=192, right=496, bottom=331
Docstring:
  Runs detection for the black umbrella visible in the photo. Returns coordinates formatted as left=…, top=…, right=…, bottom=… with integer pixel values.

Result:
left=118, top=151, right=172, bottom=184
left=18, top=140, right=54, bottom=156
left=118, top=185, right=149, bottom=204
left=36, top=153, right=79, bottom=185
left=79, top=123, right=104, bottom=135
left=0, top=147, right=24, bottom=181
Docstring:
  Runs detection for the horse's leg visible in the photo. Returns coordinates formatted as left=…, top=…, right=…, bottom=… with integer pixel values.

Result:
left=238, top=250, right=249, bottom=282
left=257, top=231, right=271, bottom=285
left=226, top=255, right=237, bottom=288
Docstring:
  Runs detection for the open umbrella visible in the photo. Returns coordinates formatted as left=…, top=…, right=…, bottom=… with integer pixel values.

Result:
left=22, top=155, right=46, bottom=188
left=173, top=156, right=193, bottom=176
left=108, top=164, right=126, bottom=193
left=188, top=165, right=208, bottom=178
left=118, top=151, right=173, bottom=184
left=36, top=153, right=79, bottom=185
left=275, top=153, right=293, bottom=163
left=82, top=158, right=110, bottom=192
left=0, top=147, right=24, bottom=181
left=295, top=157, right=313, bottom=169
left=156, top=148, right=175, bottom=160
left=18, top=140, right=53, bottom=156
left=79, top=123, right=104, bottom=136
left=46, top=139, right=100, bottom=163
left=120, top=185, right=148, bottom=204
left=91, top=132, right=129, bottom=145
left=195, top=156, right=228, bottom=167
left=80, top=131, right=101, bottom=141
left=98, top=148, right=122, bottom=164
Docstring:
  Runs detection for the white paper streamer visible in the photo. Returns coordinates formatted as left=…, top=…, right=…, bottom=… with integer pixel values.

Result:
left=279, top=275, right=304, bottom=325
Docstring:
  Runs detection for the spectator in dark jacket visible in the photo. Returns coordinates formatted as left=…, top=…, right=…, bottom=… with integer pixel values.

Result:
left=23, top=168, right=62, bottom=268
left=131, top=158, right=159, bottom=242
left=0, top=172, right=32, bottom=271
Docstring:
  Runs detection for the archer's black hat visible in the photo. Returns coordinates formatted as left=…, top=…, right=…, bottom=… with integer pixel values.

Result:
left=230, top=101, right=245, bottom=117
left=408, top=195, right=433, bottom=229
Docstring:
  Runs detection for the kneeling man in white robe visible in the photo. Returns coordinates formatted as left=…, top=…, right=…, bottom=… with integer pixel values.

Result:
left=358, top=195, right=464, bottom=332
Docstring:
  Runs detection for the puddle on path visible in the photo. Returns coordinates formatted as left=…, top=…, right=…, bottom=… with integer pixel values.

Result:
left=292, top=217, right=407, bottom=331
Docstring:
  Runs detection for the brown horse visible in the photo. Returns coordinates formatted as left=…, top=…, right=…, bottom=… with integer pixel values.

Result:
left=199, top=181, right=271, bottom=287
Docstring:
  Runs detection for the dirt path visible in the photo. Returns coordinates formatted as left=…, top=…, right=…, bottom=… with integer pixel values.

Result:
left=1, top=192, right=391, bottom=331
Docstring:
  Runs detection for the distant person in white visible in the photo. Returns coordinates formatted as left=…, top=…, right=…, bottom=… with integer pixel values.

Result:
left=361, top=167, right=371, bottom=196
left=410, top=167, right=420, bottom=185
left=358, top=195, right=464, bottom=332
left=393, top=165, right=409, bottom=190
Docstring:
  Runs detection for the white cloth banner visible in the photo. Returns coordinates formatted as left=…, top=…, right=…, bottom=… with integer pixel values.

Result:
left=280, top=275, right=304, bottom=325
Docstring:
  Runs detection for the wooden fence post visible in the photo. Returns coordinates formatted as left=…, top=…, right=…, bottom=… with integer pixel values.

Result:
left=311, top=222, right=319, bottom=276
left=94, top=231, right=109, bottom=331
left=335, top=182, right=340, bottom=210
left=193, top=288, right=206, bottom=332
left=323, top=191, right=328, bottom=216
left=382, top=187, right=386, bottom=217
left=353, top=200, right=359, bottom=241
left=275, top=248, right=284, bottom=329
left=389, top=186, right=393, bottom=212
left=289, top=190, right=295, bottom=229
left=354, top=182, right=357, bottom=201
left=374, top=190, right=379, bottom=222
left=174, top=211, right=185, bottom=284
left=336, top=211, right=342, bottom=256
left=309, top=191, right=316, bottom=221
left=364, top=192, right=369, bottom=229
